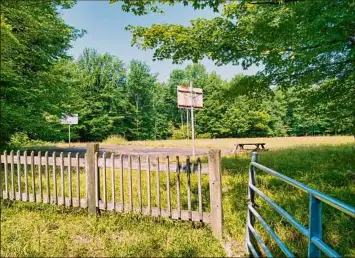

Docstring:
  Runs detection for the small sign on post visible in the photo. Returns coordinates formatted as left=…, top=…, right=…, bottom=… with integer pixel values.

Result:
left=61, top=114, right=78, bottom=147
left=177, top=85, right=203, bottom=157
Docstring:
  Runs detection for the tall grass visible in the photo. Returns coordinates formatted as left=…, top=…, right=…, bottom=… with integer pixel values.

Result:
left=1, top=143, right=354, bottom=256
left=222, top=144, right=355, bottom=256
left=1, top=201, right=225, bottom=257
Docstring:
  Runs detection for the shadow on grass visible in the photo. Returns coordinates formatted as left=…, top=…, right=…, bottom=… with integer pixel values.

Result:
left=221, top=144, right=355, bottom=257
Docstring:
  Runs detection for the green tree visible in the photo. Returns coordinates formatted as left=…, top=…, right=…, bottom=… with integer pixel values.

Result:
left=73, top=48, right=129, bottom=141
left=0, top=0, right=84, bottom=145
left=126, top=60, right=158, bottom=140
left=116, top=0, right=355, bottom=135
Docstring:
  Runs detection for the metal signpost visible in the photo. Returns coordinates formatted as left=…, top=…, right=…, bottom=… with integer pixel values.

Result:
left=61, top=114, right=78, bottom=147
left=177, top=83, right=203, bottom=157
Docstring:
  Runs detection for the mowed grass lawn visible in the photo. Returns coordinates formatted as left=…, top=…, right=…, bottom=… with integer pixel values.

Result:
left=1, top=137, right=355, bottom=257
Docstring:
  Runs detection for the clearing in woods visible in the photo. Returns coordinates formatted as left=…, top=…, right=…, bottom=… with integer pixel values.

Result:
left=1, top=136, right=354, bottom=256
left=50, top=136, right=354, bottom=156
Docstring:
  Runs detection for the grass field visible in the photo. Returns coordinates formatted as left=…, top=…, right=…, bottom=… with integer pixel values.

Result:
left=104, top=135, right=354, bottom=150
left=1, top=201, right=224, bottom=257
left=1, top=137, right=355, bottom=257
left=222, top=144, right=355, bottom=256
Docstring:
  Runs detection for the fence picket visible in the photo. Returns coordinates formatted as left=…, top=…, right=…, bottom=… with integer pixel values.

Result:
left=76, top=153, right=80, bottom=207
left=68, top=152, right=72, bottom=206
left=10, top=150, right=14, bottom=200
left=146, top=156, right=151, bottom=214
left=85, top=153, right=88, bottom=207
left=45, top=151, right=50, bottom=204
left=156, top=156, right=161, bottom=216
left=38, top=151, right=42, bottom=202
left=176, top=156, right=181, bottom=219
left=103, top=152, right=107, bottom=210
left=166, top=156, right=171, bottom=217
left=24, top=151, right=29, bottom=201
left=4, top=151, right=8, bottom=199
left=120, top=155, right=124, bottom=212
left=186, top=156, right=192, bottom=220
left=197, top=158, right=203, bottom=221
left=94, top=152, right=99, bottom=209
left=138, top=155, right=142, bottom=213
left=129, top=155, right=133, bottom=212
left=60, top=152, right=65, bottom=205
left=17, top=150, right=21, bottom=201
left=53, top=152, right=57, bottom=204
left=31, top=151, right=35, bottom=202
left=111, top=153, right=115, bottom=210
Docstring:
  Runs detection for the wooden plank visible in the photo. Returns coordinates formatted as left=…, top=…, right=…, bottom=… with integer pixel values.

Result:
left=156, top=156, right=161, bottom=216
left=166, top=156, right=171, bottom=217
left=4, top=191, right=88, bottom=209
left=128, top=155, right=133, bottom=212
left=208, top=149, right=223, bottom=239
left=85, top=153, right=88, bottom=205
left=10, top=150, right=14, bottom=200
left=197, top=158, right=203, bottom=222
left=68, top=152, right=72, bottom=206
left=0, top=154, right=210, bottom=174
left=137, top=156, right=142, bottom=213
left=24, top=151, right=29, bottom=201
left=4, top=151, right=8, bottom=199
left=146, top=156, right=151, bottom=215
left=234, top=143, right=266, bottom=145
left=38, top=151, right=42, bottom=202
left=120, top=154, right=124, bottom=212
left=17, top=150, right=21, bottom=201
left=53, top=152, right=57, bottom=205
left=176, top=156, right=181, bottom=219
left=76, top=153, right=80, bottom=207
left=96, top=200, right=212, bottom=223
left=31, top=151, right=35, bottom=202
left=103, top=152, right=107, bottom=210
left=111, top=153, right=115, bottom=211
left=45, top=151, right=50, bottom=204
left=186, top=156, right=192, bottom=220
left=94, top=152, right=99, bottom=211
left=60, top=152, right=65, bottom=205
left=87, top=144, right=99, bottom=215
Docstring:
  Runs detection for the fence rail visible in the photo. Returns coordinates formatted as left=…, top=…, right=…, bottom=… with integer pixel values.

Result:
left=246, top=152, right=355, bottom=258
left=0, top=154, right=209, bottom=174
left=0, top=144, right=223, bottom=238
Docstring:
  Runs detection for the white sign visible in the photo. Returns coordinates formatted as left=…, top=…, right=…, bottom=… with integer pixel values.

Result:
left=61, top=114, right=78, bottom=125
left=177, top=85, right=203, bottom=109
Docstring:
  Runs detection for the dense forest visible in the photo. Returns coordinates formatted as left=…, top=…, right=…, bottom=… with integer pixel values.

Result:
left=1, top=0, right=354, bottom=146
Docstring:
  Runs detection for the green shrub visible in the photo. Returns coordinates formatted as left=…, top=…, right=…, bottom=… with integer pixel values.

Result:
left=103, top=135, right=127, bottom=144
left=8, top=132, right=46, bottom=149
left=169, top=124, right=190, bottom=140
left=197, top=133, right=212, bottom=139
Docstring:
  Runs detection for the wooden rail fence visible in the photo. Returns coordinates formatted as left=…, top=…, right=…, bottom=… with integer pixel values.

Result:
left=0, top=144, right=223, bottom=238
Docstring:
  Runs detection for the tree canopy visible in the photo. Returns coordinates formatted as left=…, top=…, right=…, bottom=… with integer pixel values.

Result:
left=0, top=0, right=84, bottom=145
left=114, top=0, right=355, bottom=134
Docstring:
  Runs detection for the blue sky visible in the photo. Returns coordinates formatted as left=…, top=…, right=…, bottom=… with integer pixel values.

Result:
left=61, top=1, right=260, bottom=82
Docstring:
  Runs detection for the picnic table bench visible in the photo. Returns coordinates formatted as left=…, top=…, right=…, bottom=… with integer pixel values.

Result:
left=232, top=143, right=267, bottom=154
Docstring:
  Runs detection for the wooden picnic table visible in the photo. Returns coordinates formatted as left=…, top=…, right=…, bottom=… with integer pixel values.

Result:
left=232, top=143, right=266, bottom=154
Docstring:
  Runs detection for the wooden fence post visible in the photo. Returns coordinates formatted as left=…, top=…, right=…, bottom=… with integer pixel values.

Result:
left=208, top=149, right=223, bottom=239
left=87, top=143, right=99, bottom=215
